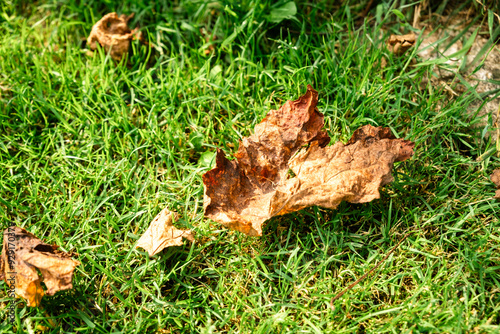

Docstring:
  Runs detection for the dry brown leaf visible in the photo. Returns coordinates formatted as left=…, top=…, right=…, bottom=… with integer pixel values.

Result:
left=87, top=12, right=142, bottom=61
left=136, top=208, right=194, bottom=257
left=387, top=33, right=416, bottom=56
left=0, top=227, right=80, bottom=307
left=203, top=85, right=415, bottom=236
left=490, top=169, right=500, bottom=199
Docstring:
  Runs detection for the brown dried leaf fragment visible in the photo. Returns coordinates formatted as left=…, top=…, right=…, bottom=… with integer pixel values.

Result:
left=136, top=208, right=194, bottom=257
left=0, top=227, right=80, bottom=307
left=387, top=33, right=416, bottom=56
left=87, top=12, right=141, bottom=61
left=490, top=169, right=500, bottom=199
left=203, top=85, right=414, bottom=236
left=200, top=28, right=218, bottom=55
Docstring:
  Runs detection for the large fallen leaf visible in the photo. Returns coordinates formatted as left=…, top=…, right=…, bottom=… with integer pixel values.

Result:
left=87, top=12, right=141, bottom=61
left=0, top=227, right=80, bottom=307
left=491, top=169, right=500, bottom=199
left=203, top=85, right=414, bottom=236
left=136, top=208, right=194, bottom=257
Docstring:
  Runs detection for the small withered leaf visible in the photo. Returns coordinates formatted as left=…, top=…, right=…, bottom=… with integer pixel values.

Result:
left=87, top=12, right=141, bottom=61
left=136, top=208, right=194, bottom=257
left=490, top=169, right=500, bottom=199
left=203, top=85, right=415, bottom=236
left=0, top=227, right=80, bottom=307
left=387, top=33, right=416, bottom=56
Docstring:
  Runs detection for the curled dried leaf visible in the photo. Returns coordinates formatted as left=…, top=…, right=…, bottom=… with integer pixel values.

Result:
left=0, top=227, right=80, bottom=307
left=203, top=85, right=415, bottom=236
left=87, top=12, right=141, bottom=61
left=491, top=169, right=500, bottom=199
left=136, top=208, right=194, bottom=257
left=387, top=33, right=416, bottom=56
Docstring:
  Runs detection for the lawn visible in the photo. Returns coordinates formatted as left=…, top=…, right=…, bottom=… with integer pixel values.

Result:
left=1, top=0, right=499, bottom=333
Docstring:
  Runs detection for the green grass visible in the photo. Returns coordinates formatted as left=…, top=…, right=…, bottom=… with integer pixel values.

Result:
left=1, top=0, right=500, bottom=332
